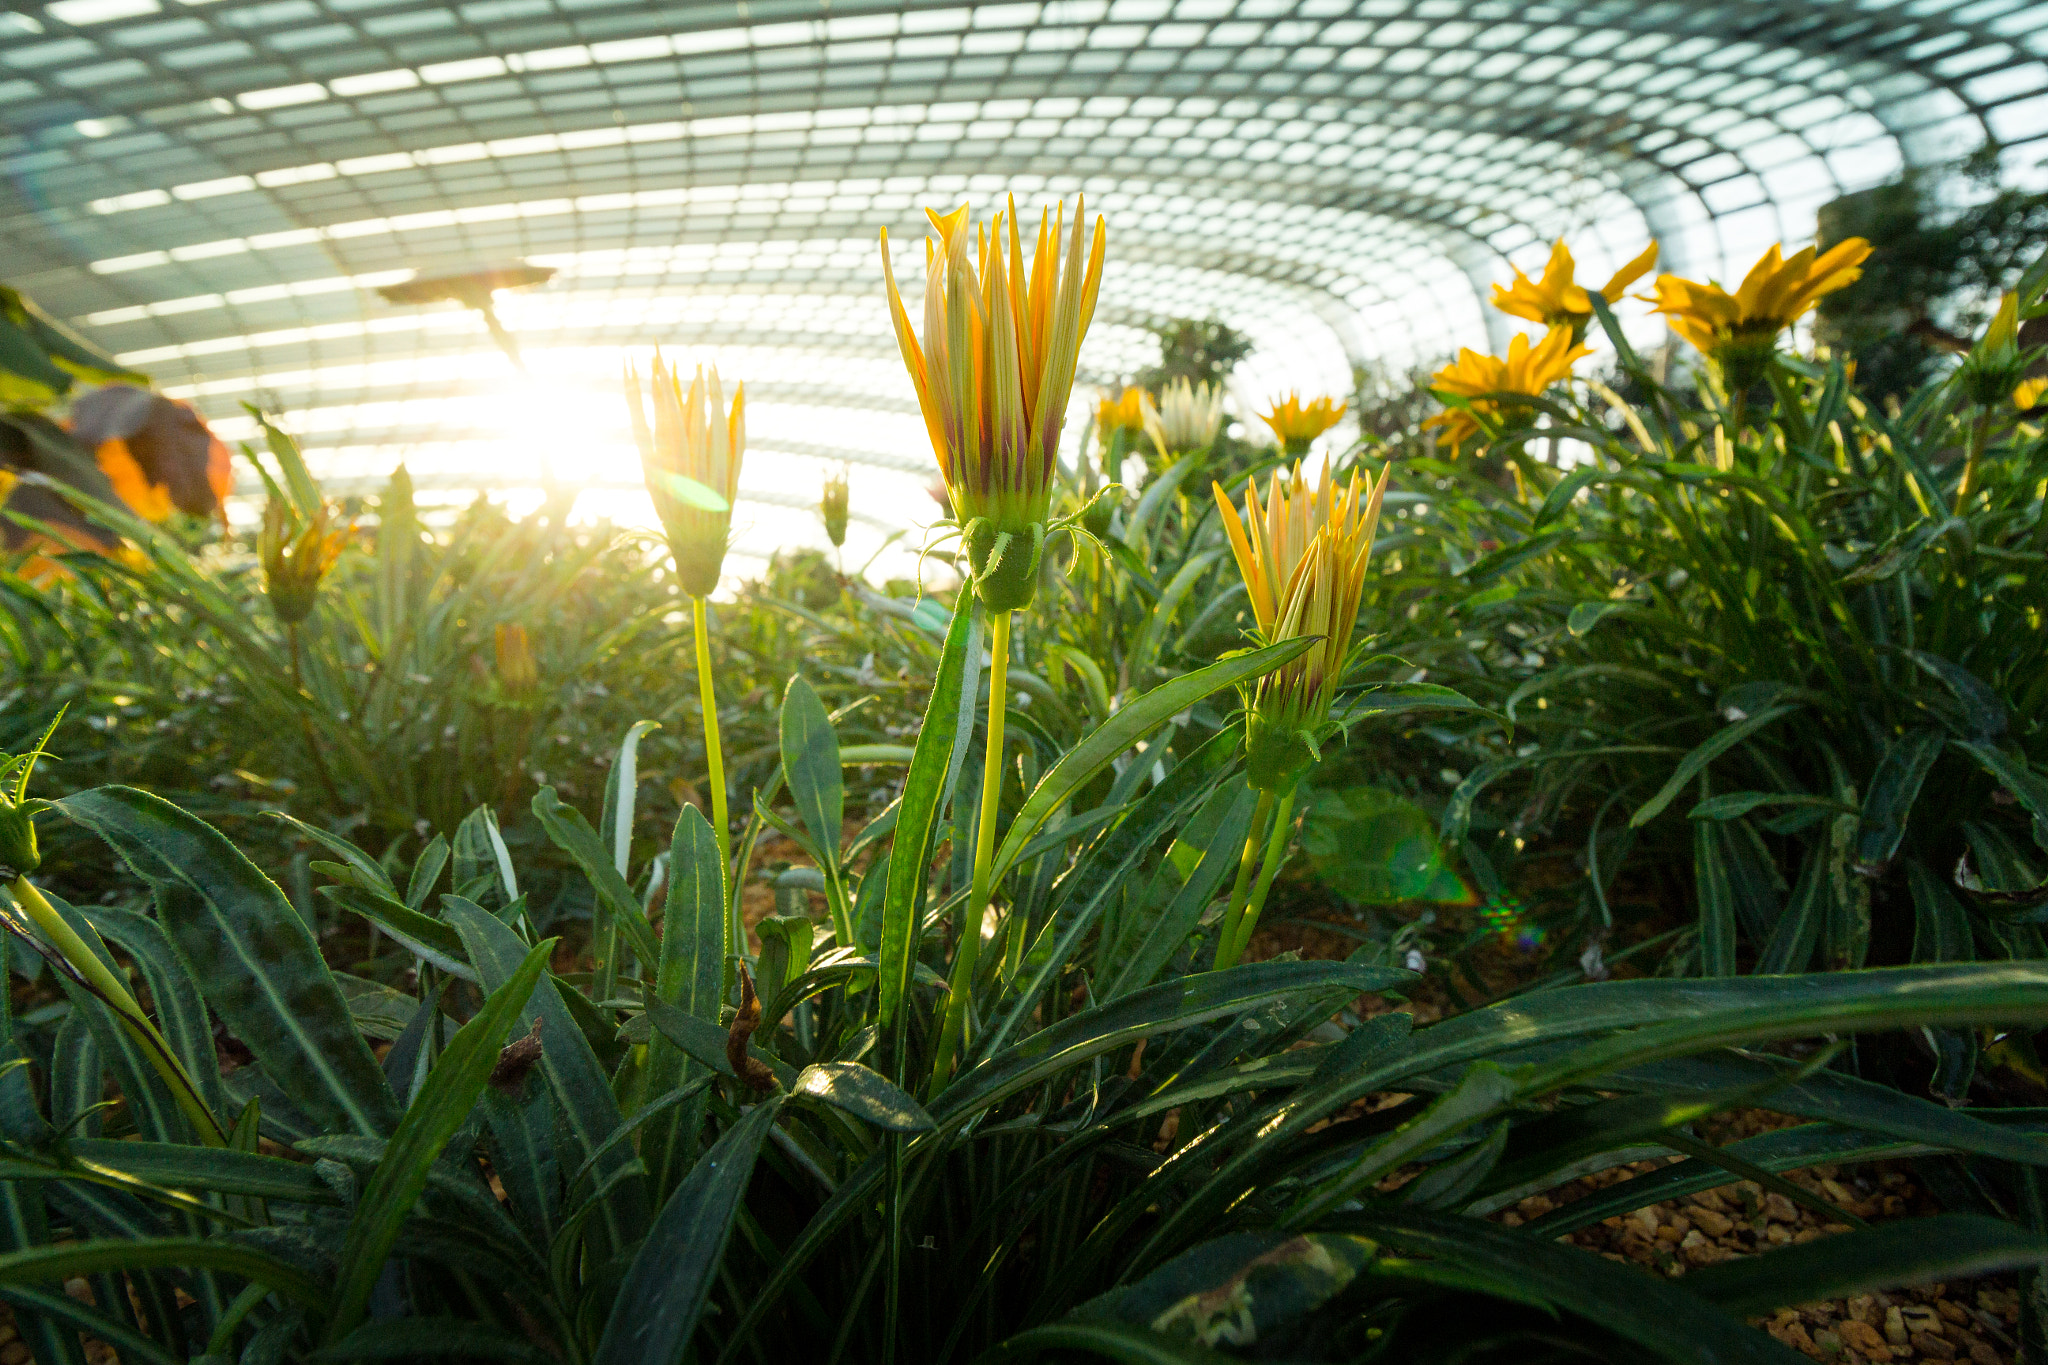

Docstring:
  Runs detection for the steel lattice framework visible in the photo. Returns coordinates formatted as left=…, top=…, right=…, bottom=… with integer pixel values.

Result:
left=3, top=0, right=2045, bottom=565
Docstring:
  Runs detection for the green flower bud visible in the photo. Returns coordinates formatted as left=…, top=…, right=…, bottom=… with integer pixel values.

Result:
left=962, top=518, right=1045, bottom=614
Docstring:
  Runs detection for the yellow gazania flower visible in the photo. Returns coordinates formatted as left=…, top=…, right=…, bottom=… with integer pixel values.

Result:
left=2015, top=377, right=2047, bottom=412
left=1097, top=386, right=1151, bottom=436
left=625, top=356, right=745, bottom=598
left=1645, top=238, right=1871, bottom=388
left=1213, top=459, right=1390, bottom=790
left=260, top=496, right=351, bottom=625
left=1144, top=377, right=1226, bottom=464
left=1492, top=239, right=1658, bottom=331
left=1422, top=326, right=1591, bottom=455
left=1260, top=393, right=1347, bottom=456
left=882, top=195, right=1107, bottom=612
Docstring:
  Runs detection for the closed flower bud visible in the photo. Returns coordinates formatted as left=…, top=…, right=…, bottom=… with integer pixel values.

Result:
left=625, top=357, right=744, bottom=599
left=493, top=622, right=538, bottom=698
left=260, top=497, right=351, bottom=625
left=1216, top=460, right=1390, bottom=791
left=1956, top=292, right=2032, bottom=409
left=1143, top=378, right=1225, bottom=468
left=883, top=195, right=1107, bottom=613
left=820, top=467, right=850, bottom=547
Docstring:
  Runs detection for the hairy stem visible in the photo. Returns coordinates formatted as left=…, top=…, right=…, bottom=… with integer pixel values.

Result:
left=1956, top=408, right=1992, bottom=507
left=286, top=621, right=345, bottom=813
left=1213, top=788, right=1275, bottom=971
left=932, top=608, right=1011, bottom=1091
left=1219, top=782, right=1297, bottom=970
left=693, top=595, right=735, bottom=965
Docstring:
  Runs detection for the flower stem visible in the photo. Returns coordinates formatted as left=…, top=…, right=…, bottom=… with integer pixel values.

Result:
left=1956, top=408, right=1992, bottom=507
left=932, top=608, right=1010, bottom=1092
left=692, top=595, right=735, bottom=964
left=1220, top=783, right=1297, bottom=969
left=1213, top=788, right=1275, bottom=971
left=8, top=876, right=225, bottom=1146
left=286, top=622, right=345, bottom=813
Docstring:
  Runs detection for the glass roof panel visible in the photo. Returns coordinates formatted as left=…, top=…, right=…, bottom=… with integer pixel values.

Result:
left=4, top=0, right=2043, bottom=572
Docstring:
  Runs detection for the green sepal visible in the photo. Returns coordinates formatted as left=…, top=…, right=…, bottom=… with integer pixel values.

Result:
left=963, top=518, right=1046, bottom=614
left=1245, top=711, right=1319, bottom=792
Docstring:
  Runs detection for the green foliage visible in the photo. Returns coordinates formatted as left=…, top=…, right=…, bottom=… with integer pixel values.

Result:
left=1816, top=164, right=2048, bottom=397
left=2, top=230, right=2047, bottom=1364
left=1343, top=282, right=2048, bottom=1039
left=6, top=664, right=2048, bottom=1359
left=1133, top=318, right=1255, bottom=393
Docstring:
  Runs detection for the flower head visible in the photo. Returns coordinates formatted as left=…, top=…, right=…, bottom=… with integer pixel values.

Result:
left=820, top=466, right=850, bottom=547
left=493, top=622, right=538, bottom=699
left=260, top=496, right=351, bottom=625
left=1097, top=387, right=1151, bottom=437
left=1144, top=377, right=1226, bottom=464
left=1214, top=460, right=1390, bottom=790
left=1646, top=238, right=1871, bottom=390
left=1492, top=240, right=1658, bottom=333
left=1260, top=393, right=1347, bottom=457
left=625, top=356, right=745, bottom=598
left=1422, top=326, right=1590, bottom=455
left=1956, top=291, right=2036, bottom=409
left=882, top=195, right=1107, bottom=612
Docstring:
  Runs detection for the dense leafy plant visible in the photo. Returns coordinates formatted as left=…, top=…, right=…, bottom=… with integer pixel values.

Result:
left=1350, top=269, right=2048, bottom=1027
left=5, top=617, right=2048, bottom=1361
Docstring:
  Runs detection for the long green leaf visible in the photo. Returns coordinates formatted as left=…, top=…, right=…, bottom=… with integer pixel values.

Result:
left=1524, top=1118, right=2048, bottom=1237
left=792, top=1062, right=934, bottom=1132
left=325, top=937, right=553, bottom=1342
left=643, top=805, right=725, bottom=1197
left=880, top=589, right=975, bottom=1027
left=974, top=1321, right=1236, bottom=1364
left=1631, top=704, right=1801, bottom=827
left=0, top=1237, right=322, bottom=1305
left=532, top=787, right=662, bottom=969
left=83, top=906, right=233, bottom=1121
left=1331, top=1209, right=1805, bottom=1364
left=1685, top=1215, right=2048, bottom=1316
left=990, top=636, right=1314, bottom=884
left=444, top=898, right=646, bottom=1256
left=317, top=884, right=475, bottom=980
left=939, top=961, right=1408, bottom=1125
left=780, top=674, right=844, bottom=867
left=1856, top=727, right=1945, bottom=869
left=54, top=1139, right=339, bottom=1206
left=592, top=1097, right=784, bottom=1365
left=55, top=787, right=399, bottom=1137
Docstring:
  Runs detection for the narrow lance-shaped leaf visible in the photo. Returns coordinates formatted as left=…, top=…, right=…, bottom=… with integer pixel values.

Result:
left=989, top=636, right=1315, bottom=884
left=592, top=1097, right=784, bottom=1365
left=642, top=805, right=725, bottom=1196
left=880, top=590, right=975, bottom=1027
left=324, top=937, right=554, bottom=1343
left=1631, top=704, right=1802, bottom=828
left=1856, top=728, right=1945, bottom=869
left=444, top=897, right=647, bottom=1256
left=54, top=787, right=399, bottom=1137
left=531, top=786, right=661, bottom=968
left=780, top=675, right=844, bottom=867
